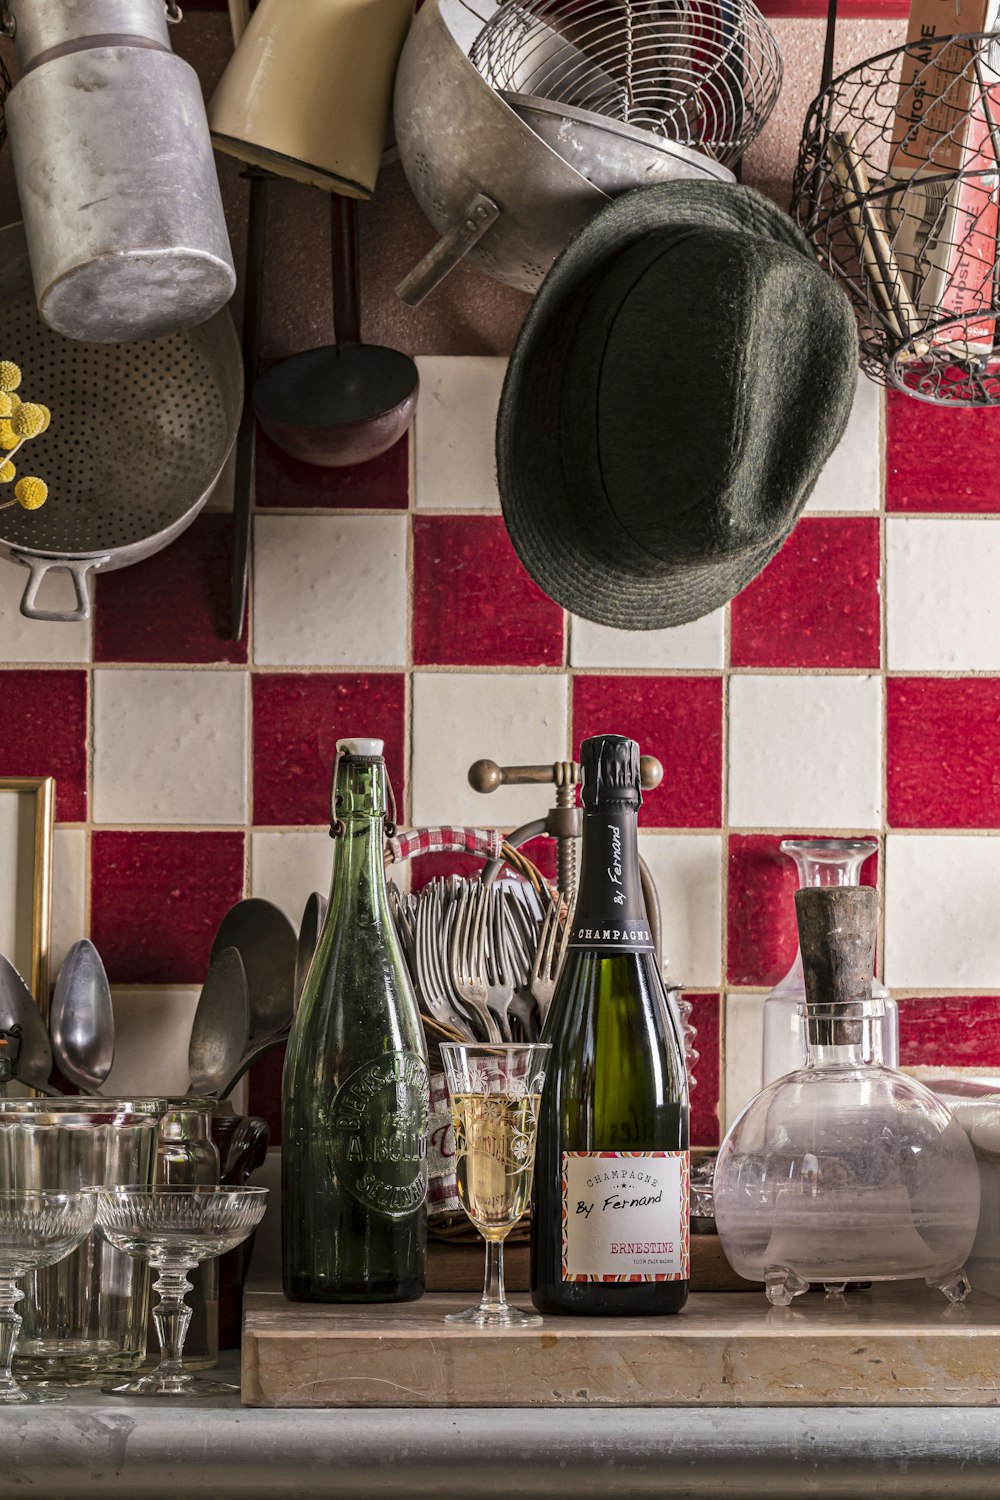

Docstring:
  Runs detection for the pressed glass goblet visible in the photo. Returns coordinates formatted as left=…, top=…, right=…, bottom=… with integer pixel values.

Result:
left=95, top=1185, right=268, bottom=1397
left=0, top=1189, right=97, bottom=1404
left=440, top=1042, right=550, bottom=1327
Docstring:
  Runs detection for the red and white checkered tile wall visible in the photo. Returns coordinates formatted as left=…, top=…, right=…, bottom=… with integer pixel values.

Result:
left=5, top=360, right=1000, bottom=1144
left=2, top=12, right=999, bottom=1146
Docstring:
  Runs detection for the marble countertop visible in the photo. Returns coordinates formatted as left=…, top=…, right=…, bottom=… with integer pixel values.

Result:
left=4, top=1352, right=1000, bottom=1500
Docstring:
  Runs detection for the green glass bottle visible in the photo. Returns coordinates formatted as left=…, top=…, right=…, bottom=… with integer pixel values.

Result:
left=282, top=738, right=428, bottom=1302
left=531, top=735, right=690, bottom=1316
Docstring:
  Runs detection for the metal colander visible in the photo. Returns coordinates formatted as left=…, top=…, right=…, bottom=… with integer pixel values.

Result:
left=469, top=0, right=783, bottom=167
left=0, top=221, right=242, bottom=621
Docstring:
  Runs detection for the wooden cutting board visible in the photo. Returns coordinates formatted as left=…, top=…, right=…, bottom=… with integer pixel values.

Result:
left=241, top=1284, right=1000, bottom=1408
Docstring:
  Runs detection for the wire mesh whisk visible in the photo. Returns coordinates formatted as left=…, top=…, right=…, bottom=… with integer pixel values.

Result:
left=470, top=0, right=782, bottom=166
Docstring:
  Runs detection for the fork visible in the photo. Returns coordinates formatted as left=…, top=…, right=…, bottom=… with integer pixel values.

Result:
left=484, top=885, right=516, bottom=1041
left=414, top=883, right=470, bottom=1037
left=450, top=883, right=503, bottom=1044
left=531, top=898, right=568, bottom=1025
left=495, top=885, right=541, bottom=1041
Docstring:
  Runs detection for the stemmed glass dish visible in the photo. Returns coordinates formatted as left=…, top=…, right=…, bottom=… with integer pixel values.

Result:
left=440, top=1043, right=550, bottom=1327
left=95, top=1186, right=268, bottom=1396
left=0, top=1189, right=97, bottom=1404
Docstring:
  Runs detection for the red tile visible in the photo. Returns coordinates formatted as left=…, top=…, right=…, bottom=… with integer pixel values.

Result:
left=255, top=428, right=409, bottom=510
left=252, top=673, right=406, bottom=825
left=687, top=992, right=721, bottom=1147
left=93, top=513, right=247, bottom=664
left=887, top=391, right=1000, bottom=512
left=91, top=831, right=245, bottom=983
left=412, top=516, right=565, bottom=667
left=730, top=517, right=881, bottom=669
left=898, top=995, right=1000, bottom=1069
left=0, top=670, right=87, bottom=821
left=887, top=678, right=1000, bottom=829
left=727, top=834, right=879, bottom=986
left=572, top=676, right=722, bottom=828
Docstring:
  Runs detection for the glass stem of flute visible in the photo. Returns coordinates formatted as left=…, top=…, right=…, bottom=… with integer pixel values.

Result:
left=483, top=1234, right=507, bottom=1317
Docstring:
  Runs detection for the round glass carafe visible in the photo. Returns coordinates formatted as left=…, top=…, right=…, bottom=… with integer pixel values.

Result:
left=715, top=1001, right=981, bottom=1305
left=762, top=840, right=897, bottom=1086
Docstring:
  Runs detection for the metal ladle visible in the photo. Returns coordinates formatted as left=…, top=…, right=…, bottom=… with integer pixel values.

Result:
left=209, top=898, right=297, bottom=1044
left=49, top=940, right=114, bottom=1094
left=294, top=891, right=327, bottom=1009
left=0, top=953, right=56, bottom=1095
left=251, top=194, right=418, bottom=467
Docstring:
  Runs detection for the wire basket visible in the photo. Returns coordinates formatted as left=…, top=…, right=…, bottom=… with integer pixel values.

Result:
left=794, top=31, right=1000, bottom=406
left=469, top=0, right=783, bottom=167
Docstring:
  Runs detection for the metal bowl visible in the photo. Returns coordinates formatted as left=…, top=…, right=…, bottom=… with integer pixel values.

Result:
left=500, top=92, right=734, bottom=194
left=0, top=222, right=242, bottom=623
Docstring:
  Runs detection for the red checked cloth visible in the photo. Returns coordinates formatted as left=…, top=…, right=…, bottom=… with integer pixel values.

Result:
left=387, top=826, right=505, bottom=863
left=427, top=1072, right=460, bottom=1215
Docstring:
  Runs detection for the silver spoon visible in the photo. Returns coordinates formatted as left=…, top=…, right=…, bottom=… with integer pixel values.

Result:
left=49, top=940, right=114, bottom=1094
left=210, top=899, right=297, bottom=1043
left=188, top=947, right=251, bottom=1097
left=294, top=891, right=327, bottom=1010
left=0, top=953, right=56, bottom=1094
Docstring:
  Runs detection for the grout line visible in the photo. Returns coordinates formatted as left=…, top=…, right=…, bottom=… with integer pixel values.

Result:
left=878, top=386, right=889, bottom=985
left=29, top=660, right=1000, bottom=678
left=718, top=599, right=732, bottom=1129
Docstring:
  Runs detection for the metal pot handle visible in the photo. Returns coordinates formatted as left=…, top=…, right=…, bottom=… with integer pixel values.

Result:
left=12, top=552, right=108, bottom=623
left=396, top=193, right=500, bottom=307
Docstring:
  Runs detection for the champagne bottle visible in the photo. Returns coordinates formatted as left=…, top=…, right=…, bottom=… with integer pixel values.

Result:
left=282, top=738, right=428, bottom=1302
left=531, top=735, right=689, bottom=1316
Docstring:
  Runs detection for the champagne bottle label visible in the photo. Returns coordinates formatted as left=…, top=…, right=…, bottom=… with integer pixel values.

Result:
left=568, top=813, right=654, bottom=954
left=560, top=1151, right=690, bottom=1282
left=331, top=1051, right=429, bottom=1220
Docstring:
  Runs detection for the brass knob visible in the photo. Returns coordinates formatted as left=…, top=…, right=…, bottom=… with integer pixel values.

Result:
left=468, top=759, right=503, bottom=793
left=640, top=755, right=664, bottom=791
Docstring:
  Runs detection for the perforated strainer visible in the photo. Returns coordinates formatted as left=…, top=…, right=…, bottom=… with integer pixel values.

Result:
left=0, top=222, right=242, bottom=622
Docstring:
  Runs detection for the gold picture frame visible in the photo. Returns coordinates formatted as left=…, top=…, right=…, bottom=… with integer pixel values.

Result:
left=0, top=777, right=55, bottom=1013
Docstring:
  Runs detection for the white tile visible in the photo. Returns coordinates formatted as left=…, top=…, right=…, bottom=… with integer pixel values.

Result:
left=0, top=554, right=91, bottom=663
left=253, top=514, right=407, bottom=667
left=104, top=986, right=199, bottom=1098
left=805, top=373, right=882, bottom=513
left=251, top=831, right=331, bottom=923
left=251, top=831, right=407, bottom=921
left=412, top=672, right=569, bottom=826
left=50, top=829, right=87, bottom=977
left=728, top=674, right=882, bottom=829
left=885, top=834, right=1000, bottom=988
left=638, top=834, right=722, bottom=987
left=414, top=356, right=505, bottom=510
left=92, top=669, right=247, bottom=825
left=887, top=518, right=1000, bottom=670
left=724, top=994, right=765, bottom=1129
left=570, top=609, right=725, bottom=669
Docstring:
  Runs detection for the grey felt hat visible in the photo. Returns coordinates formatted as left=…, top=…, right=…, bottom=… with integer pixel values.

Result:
left=496, top=181, right=859, bottom=630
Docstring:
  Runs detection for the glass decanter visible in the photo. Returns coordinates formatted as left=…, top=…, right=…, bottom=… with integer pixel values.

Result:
left=762, top=839, right=897, bottom=1086
left=715, top=887, right=981, bottom=1306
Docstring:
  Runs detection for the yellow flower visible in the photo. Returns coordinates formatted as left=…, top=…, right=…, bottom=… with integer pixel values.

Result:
left=7, top=393, right=21, bottom=411
left=14, top=476, right=47, bottom=510
left=0, top=421, right=17, bottom=451
left=37, top=405, right=51, bottom=433
left=0, top=460, right=15, bottom=484
left=0, top=394, right=11, bottom=418
left=0, top=362, right=22, bottom=394
left=12, top=403, right=45, bottom=440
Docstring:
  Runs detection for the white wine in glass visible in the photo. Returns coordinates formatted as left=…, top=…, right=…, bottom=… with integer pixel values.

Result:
left=441, top=1043, right=550, bottom=1326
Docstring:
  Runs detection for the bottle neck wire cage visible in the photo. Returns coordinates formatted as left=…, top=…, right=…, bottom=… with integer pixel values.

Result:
left=794, top=0, right=1000, bottom=406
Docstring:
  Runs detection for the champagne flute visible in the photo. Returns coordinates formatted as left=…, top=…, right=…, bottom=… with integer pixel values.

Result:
left=440, top=1042, right=550, bottom=1327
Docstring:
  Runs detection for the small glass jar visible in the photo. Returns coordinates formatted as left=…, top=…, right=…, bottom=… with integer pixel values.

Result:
left=715, top=998, right=981, bottom=1305
left=762, top=839, right=897, bottom=1086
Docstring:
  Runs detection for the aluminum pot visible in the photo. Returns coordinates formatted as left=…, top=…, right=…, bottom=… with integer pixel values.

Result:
left=3, top=0, right=236, bottom=342
left=0, top=222, right=242, bottom=623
